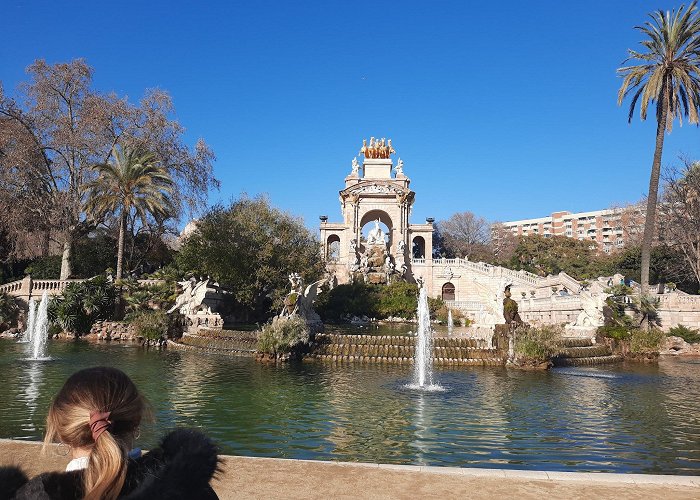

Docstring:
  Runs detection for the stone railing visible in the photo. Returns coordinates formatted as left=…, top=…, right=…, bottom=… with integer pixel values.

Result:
left=444, top=300, right=485, bottom=312
left=658, top=293, right=700, bottom=306
left=0, top=280, right=23, bottom=295
left=518, top=295, right=583, bottom=310
left=432, top=257, right=540, bottom=286
left=411, top=258, right=426, bottom=265
left=0, top=276, right=168, bottom=301
left=0, top=276, right=86, bottom=300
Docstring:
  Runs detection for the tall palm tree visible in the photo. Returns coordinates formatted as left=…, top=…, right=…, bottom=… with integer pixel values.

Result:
left=618, top=1, right=700, bottom=298
left=86, top=146, right=174, bottom=280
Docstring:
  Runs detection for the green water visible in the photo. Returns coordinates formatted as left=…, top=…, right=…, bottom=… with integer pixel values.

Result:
left=1, top=339, right=699, bottom=474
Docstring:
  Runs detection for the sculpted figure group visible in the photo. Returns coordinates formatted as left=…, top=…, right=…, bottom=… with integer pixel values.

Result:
left=359, top=137, right=395, bottom=159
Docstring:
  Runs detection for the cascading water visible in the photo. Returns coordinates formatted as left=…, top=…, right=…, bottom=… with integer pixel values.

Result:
left=19, top=299, right=37, bottom=344
left=447, top=309, right=453, bottom=337
left=28, top=292, right=50, bottom=360
left=409, top=285, right=441, bottom=390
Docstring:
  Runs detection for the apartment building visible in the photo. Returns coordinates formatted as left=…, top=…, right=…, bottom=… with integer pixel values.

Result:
left=498, top=206, right=645, bottom=253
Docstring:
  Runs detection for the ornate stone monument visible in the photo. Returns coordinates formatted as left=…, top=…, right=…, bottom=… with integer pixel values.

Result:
left=319, top=138, right=433, bottom=286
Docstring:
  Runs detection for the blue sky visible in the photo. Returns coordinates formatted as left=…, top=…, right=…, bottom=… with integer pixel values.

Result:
left=2, top=0, right=699, bottom=229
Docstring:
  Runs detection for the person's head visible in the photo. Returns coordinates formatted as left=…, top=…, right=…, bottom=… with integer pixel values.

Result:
left=44, top=367, right=147, bottom=500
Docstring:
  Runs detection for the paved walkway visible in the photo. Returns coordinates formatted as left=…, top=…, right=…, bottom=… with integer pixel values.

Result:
left=1, top=439, right=698, bottom=499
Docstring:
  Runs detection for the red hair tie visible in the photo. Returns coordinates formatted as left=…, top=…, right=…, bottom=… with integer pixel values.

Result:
left=89, top=411, right=112, bottom=441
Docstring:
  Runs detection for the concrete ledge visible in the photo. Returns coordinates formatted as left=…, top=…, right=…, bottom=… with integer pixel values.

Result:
left=1, top=439, right=698, bottom=499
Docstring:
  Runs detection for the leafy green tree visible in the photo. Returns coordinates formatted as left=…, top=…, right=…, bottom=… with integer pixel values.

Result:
left=177, top=196, right=323, bottom=321
left=23, top=256, right=62, bottom=279
left=508, top=235, right=608, bottom=279
left=85, top=146, right=174, bottom=280
left=617, top=1, right=700, bottom=294
left=611, top=244, right=698, bottom=294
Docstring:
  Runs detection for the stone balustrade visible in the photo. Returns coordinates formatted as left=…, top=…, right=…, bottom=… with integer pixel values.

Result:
left=0, top=276, right=85, bottom=301
left=0, top=276, right=167, bottom=299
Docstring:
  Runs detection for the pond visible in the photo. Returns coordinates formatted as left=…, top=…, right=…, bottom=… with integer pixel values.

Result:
left=1, top=339, right=699, bottom=475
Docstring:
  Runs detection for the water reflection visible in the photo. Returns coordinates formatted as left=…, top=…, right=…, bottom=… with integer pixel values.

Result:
left=0, top=340, right=698, bottom=474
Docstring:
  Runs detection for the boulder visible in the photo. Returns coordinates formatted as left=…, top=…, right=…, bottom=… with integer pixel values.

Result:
left=660, top=336, right=700, bottom=356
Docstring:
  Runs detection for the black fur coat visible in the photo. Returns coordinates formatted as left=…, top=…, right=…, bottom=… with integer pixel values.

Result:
left=0, top=429, right=220, bottom=499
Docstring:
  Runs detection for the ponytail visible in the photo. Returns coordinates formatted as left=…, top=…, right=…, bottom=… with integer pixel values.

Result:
left=84, top=430, right=128, bottom=500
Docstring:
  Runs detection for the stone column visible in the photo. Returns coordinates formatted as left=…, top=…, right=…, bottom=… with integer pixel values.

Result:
left=20, top=275, right=33, bottom=301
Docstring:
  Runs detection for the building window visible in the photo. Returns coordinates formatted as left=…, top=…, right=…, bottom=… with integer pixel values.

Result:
left=326, top=235, right=340, bottom=261
left=412, top=236, right=426, bottom=259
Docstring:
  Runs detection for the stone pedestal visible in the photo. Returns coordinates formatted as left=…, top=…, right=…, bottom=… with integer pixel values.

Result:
left=564, top=324, right=597, bottom=341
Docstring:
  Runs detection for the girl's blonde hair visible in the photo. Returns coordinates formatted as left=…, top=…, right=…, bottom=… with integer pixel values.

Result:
left=44, top=367, right=147, bottom=500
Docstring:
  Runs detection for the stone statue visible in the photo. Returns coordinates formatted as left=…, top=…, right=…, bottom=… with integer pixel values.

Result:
left=384, top=254, right=394, bottom=272
left=397, top=239, right=406, bottom=254
left=359, top=137, right=396, bottom=159
left=288, top=272, right=303, bottom=294
left=574, top=290, right=609, bottom=327
left=275, top=274, right=326, bottom=332
left=167, top=278, right=225, bottom=330
left=349, top=251, right=360, bottom=272
left=395, top=158, right=404, bottom=175
left=366, top=219, right=386, bottom=245
left=168, top=278, right=219, bottom=316
left=351, top=157, right=360, bottom=175
left=503, top=285, right=523, bottom=326
left=359, top=140, right=368, bottom=158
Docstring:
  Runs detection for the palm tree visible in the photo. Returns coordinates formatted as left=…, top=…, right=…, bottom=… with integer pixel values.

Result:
left=618, top=1, right=700, bottom=298
left=86, top=146, right=174, bottom=280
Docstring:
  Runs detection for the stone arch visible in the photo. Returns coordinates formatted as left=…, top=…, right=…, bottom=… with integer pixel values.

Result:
left=326, top=234, right=340, bottom=261
left=359, top=209, right=393, bottom=232
left=442, top=282, right=455, bottom=301
left=359, top=209, right=393, bottom=246
left=412, top=236, right=425, bottom=259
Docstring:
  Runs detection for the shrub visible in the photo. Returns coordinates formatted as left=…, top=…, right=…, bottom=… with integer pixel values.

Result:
left=432, top=303, right=467, bottom=324
left=126, top=310, right=170, bottom=340
left=428, top=296, right=445, bottom=320
left=0, top=291, right=19, bottom=330
left=630, top=328, right=664, bottom=354
left=597, top=325, right=632, bottom=340
left=257, top=316, right=310, bottom=359
left=48, top=276, right=116, bottom=335
left=668, top=324, right=700, bottom=344
left=377, top=282, right=418, bottom=319
left=24, top=256, right=62, bottom=279
left=316, top=282, right=380, bottom=321
left=514, top=325, right=561, bottom=362
left=121, top=279, right=177, bottom=315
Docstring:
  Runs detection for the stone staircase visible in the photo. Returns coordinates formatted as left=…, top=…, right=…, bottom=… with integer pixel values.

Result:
left=307, top=333, right=504, bottom=366
left=552, top=337, right=623, bottom=366
left=172, top=329, right=258, bottom=356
